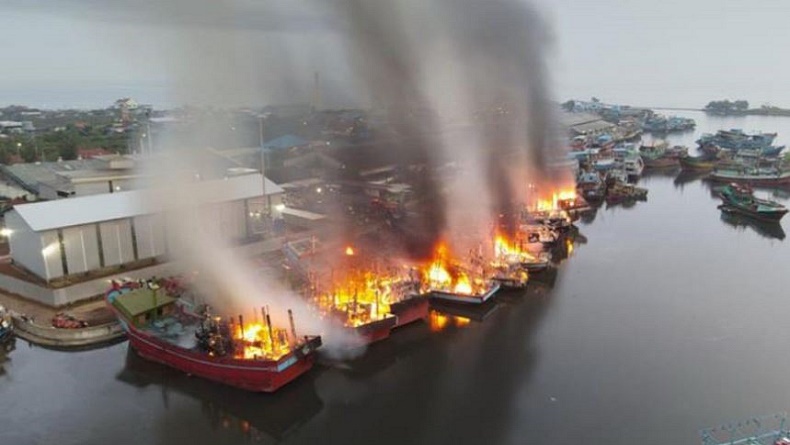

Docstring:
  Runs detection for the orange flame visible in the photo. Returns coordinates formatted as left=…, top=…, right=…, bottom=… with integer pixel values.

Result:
left=534, top=188, right=577, bottom=212
left=421, top=243, right=488, bottom=296
left=429, top=311, right=471, bottom=332
left=494, top=233, right=536, bottom=263
left=234, top=322, right=292, bottom=360
left=345, top=246, right=355, bottom=256
left=311, top=266, right=419, bottom=328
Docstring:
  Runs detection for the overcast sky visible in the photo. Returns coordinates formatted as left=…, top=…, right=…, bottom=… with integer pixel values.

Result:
left=0, top=0, right=788, bottom=109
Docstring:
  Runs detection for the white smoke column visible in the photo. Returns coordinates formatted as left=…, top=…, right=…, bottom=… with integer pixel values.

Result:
left=139, top=147, right=365, bottom=356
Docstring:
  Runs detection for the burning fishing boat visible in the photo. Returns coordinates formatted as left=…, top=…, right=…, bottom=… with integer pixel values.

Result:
left=494, top=233, right=550, bottom=272
left=308, top=268, right=401, bottom=344
left=422, top=244, right=500, bottom=305
left=287, top=240, right=428, bottom=343
left=386, top=270, right=431, bottom=328
left=107, top=279, right=322, bottom=393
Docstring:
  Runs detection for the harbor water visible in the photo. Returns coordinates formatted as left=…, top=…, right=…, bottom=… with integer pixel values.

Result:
left=4, top=112, right=790, bottom=445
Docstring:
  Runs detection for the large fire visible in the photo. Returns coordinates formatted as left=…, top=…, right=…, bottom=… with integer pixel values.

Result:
left=493, top=233, right=536, bottom=264
left=234, top=321, right=293, bottom=361
left=421, top=243, right=489, bottom=296
left=312, top=267, right=417, bottom=328
left=535, top=188, right=577, bottom=212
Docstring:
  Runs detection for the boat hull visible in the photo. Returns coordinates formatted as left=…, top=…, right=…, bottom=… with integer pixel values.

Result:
left=126, top=326, right=321, bottom=393
left=679, top=157, right=716, bottom=171
left=710, top=172, right=790, bottom=186
left=718, top=204, right=787, bottom=222
left=351, top=316, right=398, bottom=344
left=643, top=158, right=679, bottom=168
left=520, top=261, right=549, bottom=272
left=430, top=283, right=500, bottom=305
left=491, top=277, right=528, bottom=291
left=389, top=297, right=429, bottom=328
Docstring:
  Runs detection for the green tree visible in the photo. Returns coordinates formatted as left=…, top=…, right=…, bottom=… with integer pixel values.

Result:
left=57, top=132, right=79, bottom=160
left=734, top=100, right=749, bottom=111
left=20, top=145, right=36, bottom=163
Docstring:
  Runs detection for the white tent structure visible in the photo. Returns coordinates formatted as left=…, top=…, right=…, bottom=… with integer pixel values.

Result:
left=5, top=173, right=284, bottom=284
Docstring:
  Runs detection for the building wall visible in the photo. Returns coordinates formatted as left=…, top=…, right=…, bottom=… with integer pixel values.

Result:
left=133, top=214, right=166, bottom=260
left=0, top=236, right=283, bottom=307
left=61, top=225, right=101, bottom=275
left=40, top=230, right=64, bottom=280
left=7, top=179, right=286, bottom=282
left=74, top=178, right=136, bottom=197
left=220, top=200, right=247, bottom=240
left=5, top=211, right=49, bottom=280
left=99, top=219, right=135, bottom=266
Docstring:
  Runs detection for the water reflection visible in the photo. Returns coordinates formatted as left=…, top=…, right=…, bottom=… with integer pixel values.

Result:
left=674, top=170, right=710, bottom=188
left=420, top=286, right=551, bottom=445
left=327, top=321, right=434, bottom=379
left=578, top=207, right=599, bottom=224
left=641, top=167, right=682, bottom=179
left=116, top=347, right=324, bottom=442
left=719, top=210, right=786, bottom=240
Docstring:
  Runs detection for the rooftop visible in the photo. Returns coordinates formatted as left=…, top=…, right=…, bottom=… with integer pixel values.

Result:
left=11, top=173, right=284, bottom=232
left=3, top=159, right=110, bottom=193
left=113, top=288, right=177, bottom=318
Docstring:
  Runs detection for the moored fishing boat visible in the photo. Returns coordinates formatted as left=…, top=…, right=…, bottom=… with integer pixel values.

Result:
left=385, top=276, right=430, bottom=328
left=679, top=154, right=717, bottom=171
left=697, top=129, right=777, bottom=151
left=577, top=171, right=605, bottom=202
left=717, top=183, right=788, bottom=222
left=490, top=264, right=529, bottom=291
left=642, top=153, right=679, bottom=168
left=709, top=167, right=790, bottom=186
left=605, top=182, right=648, bottom=204
left=284, top=239, right=418, bottom=343
left=423, top=244, right=501, bottom=305
left=430, top=283, right=500, bottom=305
left=107, top=281, right=322, bottom=393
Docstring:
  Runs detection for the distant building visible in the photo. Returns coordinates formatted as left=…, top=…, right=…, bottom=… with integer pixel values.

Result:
left=560, top=111, right=616, bottom=136
left=0, top=121, right=24, bottom=134
left=2, top=155, right=138, bottom=198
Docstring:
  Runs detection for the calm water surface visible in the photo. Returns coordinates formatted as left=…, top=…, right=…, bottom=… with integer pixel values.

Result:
left=4, top=113, right=790, bottom=445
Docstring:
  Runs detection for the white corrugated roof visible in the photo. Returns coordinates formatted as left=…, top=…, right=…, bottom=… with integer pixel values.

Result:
left=12, top=173, right=284, bottom=232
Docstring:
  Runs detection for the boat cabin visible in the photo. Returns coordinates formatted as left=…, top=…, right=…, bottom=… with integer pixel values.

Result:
left=112, top=288, right=178, bottom=327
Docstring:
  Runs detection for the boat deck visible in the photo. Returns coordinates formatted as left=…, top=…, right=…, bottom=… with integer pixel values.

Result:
left=138, top=314, right=200, bottom=350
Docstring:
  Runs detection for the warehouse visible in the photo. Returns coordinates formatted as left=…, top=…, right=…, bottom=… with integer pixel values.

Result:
left=4, top=173, right=284, bottom=285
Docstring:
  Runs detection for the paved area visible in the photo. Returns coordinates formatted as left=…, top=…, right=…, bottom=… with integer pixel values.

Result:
left=0, top=289, right=106, bottom=323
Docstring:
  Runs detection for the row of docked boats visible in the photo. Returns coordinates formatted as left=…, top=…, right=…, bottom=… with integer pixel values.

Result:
left=106, top=209, right=583, bottom=393
left=677, top=129, right=790, bottom=186
left=641, top=114, right=696, bottom=133
left=698, top=128, right=783, bottom=157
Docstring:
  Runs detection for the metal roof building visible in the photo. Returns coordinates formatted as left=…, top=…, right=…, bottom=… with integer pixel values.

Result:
left=5, top=173, right=285, bottom=285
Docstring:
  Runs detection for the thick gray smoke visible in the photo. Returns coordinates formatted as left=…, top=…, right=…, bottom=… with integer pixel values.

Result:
left=335, top=0, right=557, bottom=241
left=27, top=0, right=558, bottom=243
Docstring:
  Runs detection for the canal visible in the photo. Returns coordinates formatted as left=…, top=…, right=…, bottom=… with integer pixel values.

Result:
left=3, top=111, right=790, bottom=445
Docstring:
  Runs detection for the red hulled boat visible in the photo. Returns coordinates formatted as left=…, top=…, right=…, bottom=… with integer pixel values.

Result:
left=107, top=281, right=322, bottom=392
